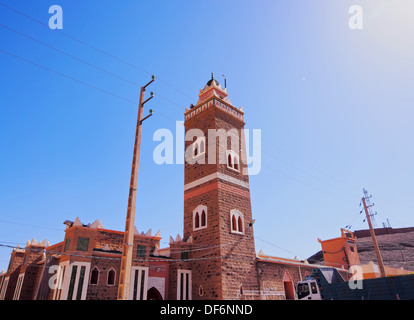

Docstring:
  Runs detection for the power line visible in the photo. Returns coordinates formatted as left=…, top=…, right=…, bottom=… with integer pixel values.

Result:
left=262, top=150, right=358, bottom=204
left=0, top=219, right=63, bottom=232
left=254, top=236, right=298, bottom=256
left=262, top=138, right=361, bottom=197
left=0, top=17, right=187, bottom=116
left=0, top=48, right=137, bottom=105
left=0, top=23, right=141, bottom=88
left=0, top=1, right=196, bottom=104
left=261, top=162, right=357, bottom=206
left=0, top=48, right=178, bottom=123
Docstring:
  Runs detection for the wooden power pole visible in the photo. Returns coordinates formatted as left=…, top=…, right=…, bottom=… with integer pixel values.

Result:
left=117, top=76, right=155, bottom=300
left=361, top=189, right=386, bottom=278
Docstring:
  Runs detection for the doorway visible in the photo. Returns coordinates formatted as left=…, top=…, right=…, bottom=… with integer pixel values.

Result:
left=147, top=287, right=163, bottom=300
left=283, top=270, right=296, bottom=300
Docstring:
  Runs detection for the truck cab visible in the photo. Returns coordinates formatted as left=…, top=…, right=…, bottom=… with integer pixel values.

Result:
left=296, top=278, right=322, bottom=300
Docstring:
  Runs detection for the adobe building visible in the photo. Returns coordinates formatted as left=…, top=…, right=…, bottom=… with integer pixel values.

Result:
left=317, top=228, right=361, bottom=271
left=312, top=228, right=413, bottom=280
left=0, top=77, right=350, bottom=300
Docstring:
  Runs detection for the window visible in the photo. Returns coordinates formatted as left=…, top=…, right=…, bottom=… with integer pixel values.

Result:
left=13, top=273, right=24, bottom=300
left=0, top=277, right=9, bottom=300
left=192, top=136, right=206, bottom=159
left=76, top=237, right=89, bottom=251
left=177, top=270, right=192, bottom=300
left=64, top=238, right=71, bottom=251
left=193, top=205, right=207, bottom=231
left=181, top=251, right=189, bottom=261
left=226, top=150, right=240, bottom=172
left=232, top=215, right=237, bottom=232
left=130, top=267, right=148, bottom=300
left=310, top=281, right=318, bottom=294
left=297, top=283, right=310, bottom=299
left=63, top=262, right=90, bottom=300
left=201, top=210, right=206, bottom=227
left=136, top=245, right=147, bottom=258
left=199, top=285, right=204, bottom=297
left=195, top=212, right=200, bottom=229
left=90, top=267, right=99, bottom=285
left=107, top=268, right=116, bottom=286
left=230, top=210, right=244, bottom=234
left=238, top=216, right=243, bottom=233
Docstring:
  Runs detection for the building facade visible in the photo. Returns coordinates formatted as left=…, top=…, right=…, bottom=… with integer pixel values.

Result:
left=0, top=77, right=348, bottom=300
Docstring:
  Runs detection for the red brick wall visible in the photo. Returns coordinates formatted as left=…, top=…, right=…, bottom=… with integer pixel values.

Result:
left=256, top=261, right=315, bottom=300
left=18, top=245, right=46, bottom=300
left=3, top=250, right=24, bottom=300
left=168, top=242, right=191, bottom=300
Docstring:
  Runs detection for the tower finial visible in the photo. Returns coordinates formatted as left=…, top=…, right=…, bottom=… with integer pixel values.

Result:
left=211, top=72, right=214, bottom=79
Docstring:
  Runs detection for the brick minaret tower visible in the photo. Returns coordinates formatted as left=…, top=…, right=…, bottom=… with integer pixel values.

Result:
left=183, top=76, right=259, bottom=300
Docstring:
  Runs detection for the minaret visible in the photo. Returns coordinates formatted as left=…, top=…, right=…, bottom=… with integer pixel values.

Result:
left=182, top=76, right=258, bottom=300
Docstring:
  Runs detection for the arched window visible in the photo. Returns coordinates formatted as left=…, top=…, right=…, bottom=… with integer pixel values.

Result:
left=230, top=210, right=244, bottom=234
left=238, top=216, right=243, bottom=233
left=201, top=210, right=206, bottom=227
left=107, top=268, right=116, bottom=286
left=226, top=150, right=240, bottom=172
left=193, top=205, right=207, bottom=231
left=90, top=267, right=99, bottom=285
left=195, top=212, right=200, bottom=229
left=232, top=215, right=237, bottom=231
left=192, top=137, right=206, bottom=159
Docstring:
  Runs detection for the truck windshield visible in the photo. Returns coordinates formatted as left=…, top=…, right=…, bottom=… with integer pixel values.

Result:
left=297, top=283, right=310, bottom=299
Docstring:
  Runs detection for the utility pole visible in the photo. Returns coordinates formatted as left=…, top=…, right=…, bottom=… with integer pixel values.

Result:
left=117, top=76, right=155, bottom=300
left=361, top=188, right=386, bottom=278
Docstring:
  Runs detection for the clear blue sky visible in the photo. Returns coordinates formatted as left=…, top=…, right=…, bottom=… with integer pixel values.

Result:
left=1, top=0, right=413, bottom=271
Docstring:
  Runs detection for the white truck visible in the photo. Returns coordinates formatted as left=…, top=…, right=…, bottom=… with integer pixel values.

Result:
left=295, top=277, right=322, bottom=300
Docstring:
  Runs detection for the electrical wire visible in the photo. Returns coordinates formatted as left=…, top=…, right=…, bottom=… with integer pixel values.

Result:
left=0, top=48, right=177, bottom=123
left=0, top=48, right=137, bottom=105
left=0, top=219, right=63, bottom=232
left=0, top=23, right=142, bottom=88
left=0, top=1, right=196, bottom=104
left=262, top=137, right=362, bottom=196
